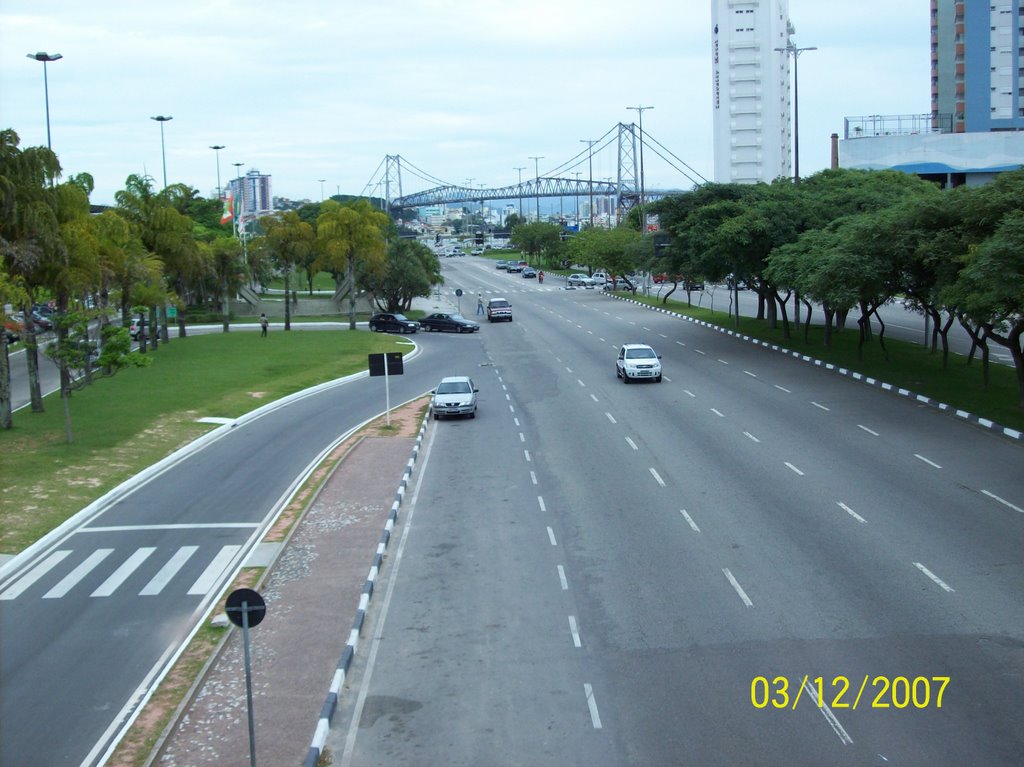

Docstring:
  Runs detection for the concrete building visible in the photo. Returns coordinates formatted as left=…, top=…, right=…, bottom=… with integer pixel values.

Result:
left=229, top=169, right=273, bottom=221
left=711, top=0, right=794, bottom=183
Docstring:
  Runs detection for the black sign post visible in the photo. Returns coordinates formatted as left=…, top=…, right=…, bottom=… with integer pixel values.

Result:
left=368, top=352, right=404, bottom=426
left=226, top=588, right=266, bottom=767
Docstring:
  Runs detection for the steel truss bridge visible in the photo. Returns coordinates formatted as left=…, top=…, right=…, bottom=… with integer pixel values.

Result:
left=365, top=122, right=707, bottom=218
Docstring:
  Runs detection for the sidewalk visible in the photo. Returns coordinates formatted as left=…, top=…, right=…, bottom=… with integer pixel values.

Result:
left=153, top=403, right=426, bottom=767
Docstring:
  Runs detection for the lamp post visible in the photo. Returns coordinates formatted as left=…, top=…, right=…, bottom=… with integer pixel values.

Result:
left=775, top=44, right=816, bottom=182
left=572, top=172, right=581, bottom=227
left=318, top=179, right=326, bottom=201
left=25, top=52, right=62, bottom=151
left=232, top=162, right=244, bottom=238
left=580, top=139, right=596, bottom=228
left=626, top=105, right=653, bottom=227
left=210, top=145, right=225, bottom=198
left=514, top=166, right=526, bottom=222
left=150, top=115, right=173, bottom=188
left=528, top=156, right=544, bottom=221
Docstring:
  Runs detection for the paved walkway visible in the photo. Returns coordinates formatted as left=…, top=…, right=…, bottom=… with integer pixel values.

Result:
left=156, top=433, right=417, bottom=767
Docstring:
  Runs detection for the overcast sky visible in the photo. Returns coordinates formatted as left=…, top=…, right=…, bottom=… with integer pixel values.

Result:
left=1, top=1, right=930, bottom=207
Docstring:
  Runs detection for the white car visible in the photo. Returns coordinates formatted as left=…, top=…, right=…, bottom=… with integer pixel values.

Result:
left=616, top=343, right=663, bottom=383
left=431, top=376, right=478, bottom=419
left=567, top=273, right=596, bottom=287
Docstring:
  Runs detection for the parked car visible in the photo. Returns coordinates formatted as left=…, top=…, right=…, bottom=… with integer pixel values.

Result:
left=567, top=273, right=596, bottom=287
left=506, top=262, right=523, bottom=273
left=486, top=298, right=512, bottom=322
left=616, top=343, right=663, bottom=383
left=522, top=267, right=537, bottom=279
left=3, top=316, right=20, bottom=344
left=495, top=260, right=509, bottom=269
left=129, top=316, right=155, bottom=340
left=431, top=375, right=478, bottom=420
left=419, top=312, right=480, bottom=333
left=604, top=278, right=632, bottom=291
left=591, top=271, right=609, bottom=285
left=368, top=312, right=420, bottom=333
left=471, top=248, right=484, bottom=256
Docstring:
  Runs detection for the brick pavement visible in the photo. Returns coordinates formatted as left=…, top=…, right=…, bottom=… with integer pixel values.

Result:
left=155, top=432, right=418, bottom=767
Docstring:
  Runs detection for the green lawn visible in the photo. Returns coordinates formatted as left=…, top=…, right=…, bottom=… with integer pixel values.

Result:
left=0, top=330, right=407, bottom=553
left=613, top=290, right=1024, bottom=433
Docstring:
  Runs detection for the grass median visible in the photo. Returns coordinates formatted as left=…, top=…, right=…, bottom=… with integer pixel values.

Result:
left=612, top=289, right=1023, bottom=433
left=0, top=329, right=409, bottom=554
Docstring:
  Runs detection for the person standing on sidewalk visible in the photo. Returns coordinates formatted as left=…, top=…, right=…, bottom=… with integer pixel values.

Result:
left=476, top=294, right=484, bottom=316
left=260, top=313, right=269, bottom=337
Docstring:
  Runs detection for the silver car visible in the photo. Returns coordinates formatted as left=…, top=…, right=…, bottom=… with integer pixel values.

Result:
left=431, top=376, right=478, bottom=419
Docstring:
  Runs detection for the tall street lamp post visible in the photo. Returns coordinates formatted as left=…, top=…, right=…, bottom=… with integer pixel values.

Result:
left=232, top=162, right=245, bottom=238
left=150, top=115, right=173, bottom=188
left=774, top=44, right=816, bottom=183
left=580, top=139, right=596, bottom=228
left=210, top=145, right=225, bottom=198
left=514, top=167, right=526, bottom=222
left=528, top=156, right=544, bottom=221
left=318, top=179, right=326, bottom=201
left=573, top=172, right=581, bottom=226
left=626, top=105, right=653, bottom=228
left=26, top=52, right=62, bottom=151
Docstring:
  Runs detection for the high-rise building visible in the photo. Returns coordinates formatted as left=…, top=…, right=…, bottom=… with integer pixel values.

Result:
left=711, top=0, right=794, bottom=183
left=931, top=0, right=1024, bottom=133
left=229, top=169, right=273, bottom=221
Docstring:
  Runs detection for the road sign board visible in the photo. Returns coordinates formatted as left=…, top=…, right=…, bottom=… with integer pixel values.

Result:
left=225, top=588, right=266, bottom=628
left=368, top=352, right=404, bottom=377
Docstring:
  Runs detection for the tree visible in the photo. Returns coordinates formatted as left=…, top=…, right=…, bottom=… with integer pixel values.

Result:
left=0, top=262, right=28, bottom=429
left=255, top=211, right=315, bottom=330
left=566, top=227, right=642, bottom=285
left=510, top=222, right=562, bottom=267
left=361, top=238, right=441, bottom=312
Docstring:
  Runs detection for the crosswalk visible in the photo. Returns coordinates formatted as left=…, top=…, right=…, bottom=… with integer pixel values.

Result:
left=0, top=544, right=243, bottom=602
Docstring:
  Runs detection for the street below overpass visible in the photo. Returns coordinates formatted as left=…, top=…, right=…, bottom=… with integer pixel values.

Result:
left=326, top=256, right=1024, bottom=766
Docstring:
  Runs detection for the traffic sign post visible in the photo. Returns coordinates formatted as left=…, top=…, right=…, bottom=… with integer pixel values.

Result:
left=226, top=588, right=266, bottom=767
left=368, top=352, right=404, bottom=426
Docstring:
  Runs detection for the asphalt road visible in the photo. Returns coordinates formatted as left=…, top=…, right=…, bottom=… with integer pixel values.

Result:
left=0, top=324, right=485, bottom=767
left=326, top=257, right=1024, bottom=766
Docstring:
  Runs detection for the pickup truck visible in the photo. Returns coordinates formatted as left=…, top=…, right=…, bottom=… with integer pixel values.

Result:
left=486, top=297, right=513, bottom=322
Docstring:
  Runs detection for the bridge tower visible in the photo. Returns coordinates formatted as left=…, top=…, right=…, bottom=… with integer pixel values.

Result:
left=384, top=155, right=403, bottom=209
left=617, top=123, right=640, bottom=221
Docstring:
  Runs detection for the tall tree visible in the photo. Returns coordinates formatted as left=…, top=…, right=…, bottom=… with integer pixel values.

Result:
left=361, top=238, right=441, bottom=312
left=255, top=211, right=315, bottom=331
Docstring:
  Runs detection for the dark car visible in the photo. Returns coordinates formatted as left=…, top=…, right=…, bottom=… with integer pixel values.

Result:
left=505, top=262, right=523, bottom=273
left=368, top=312, right=419, bottom=334
left=522, top=267, right=537, bottom=279
left=420, top=312, right=480, bottom=333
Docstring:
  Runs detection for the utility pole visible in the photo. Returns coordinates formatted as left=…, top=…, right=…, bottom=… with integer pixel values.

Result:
left=580, top=139, right=596, bottom=228
left=775, top=43, right=817, bottom=182
left=514, top=166, right=526, bottom=222
left=528, top=156, right=544, bottom=221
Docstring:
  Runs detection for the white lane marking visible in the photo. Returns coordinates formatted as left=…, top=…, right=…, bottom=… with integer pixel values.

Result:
left=590, top=394, right=599, bottom=402
left=743, top=432, right=760, bottom=443
left=547, top=527, right=558, bottom=546
left=577, top=379, right=586, bottom=387
left=695, top=349, right=706, bottom=355
left=80, top=523, right=259, bottom=532
left=805, top=678, right=854, bottom=745
left=606, top=412, right=617, bottom=424
left=812, top=401, right=831, bottom=411
left=722, top=568, right=753, bottom=607
left=744, top=370, right=757, bottom=378
left=642, top=327, right=652, bottom=332
left=187, top=545, right=241, bottom=595
left=514, top=418, right=520, bottom=427
left=683, top=390, right=695, bottom=398
left=584, top=684, right=603, bottom=729
left=676, top=341, right=686, bottom=347
left=915, top=454, right=942, bottom=469
left=538, top=496, right=547, bottom=512
left=509, top=405, right=515, bottom=414
left=659, top=333, right=668, bottom=338
left=718, top=359, right=729, bottom=365
left=775, top=385, right=791, bottom=393
left=566, top=367, right=574, bottom=373
left=568, top=615, right=582, bottom=648
left=914, top=562, right=955, bottom=592
left=858, top=425, right=879, bottom=436
left=557, top=565, right=569, bottom=590
left=599, top=337, right=606, bottom=343
left=0, top=550, right=72, bottom=599
left=664, top=376, right=672, bottom=382
left=625, top=436, right=639, bottom=451
left=92, top=547, right=156, bottom=597
left=680, top=509, right=701, bottom=532
left=837, top=502, right=867, bottom=524
left=649, top=468, right=666, bottom=487
left=982, top=489, right=1024, bottom=514
left=519, top=432, right=526, bottom=442
left=785, top=462, right=804, bottom=476
left=140, top=546, right=199, bottom=596
left=711, top=408, right=725, bottom=418
left=505, top=393, right=512, bottom=401
left=530, top=471, right=538, bottom=485
left=42, top=549, right=114, bottom=599
left=524, top=450, right=532, bottom=462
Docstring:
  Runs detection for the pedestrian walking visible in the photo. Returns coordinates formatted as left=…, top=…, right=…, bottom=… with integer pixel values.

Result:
left=476, top=294, right=485, bottom=316
left=260, top=313, right=269, bottom=337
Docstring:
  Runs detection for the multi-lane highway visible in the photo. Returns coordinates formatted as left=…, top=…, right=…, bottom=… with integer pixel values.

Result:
left=327, top=257, right=1024, bottom=766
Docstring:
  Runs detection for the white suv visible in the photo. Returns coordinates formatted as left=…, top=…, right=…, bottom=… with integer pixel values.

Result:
left=616, top=343, right=662, bottom=383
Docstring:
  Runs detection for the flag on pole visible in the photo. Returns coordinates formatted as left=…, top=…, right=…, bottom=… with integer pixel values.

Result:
left=220, top=193, right=234, bottom=225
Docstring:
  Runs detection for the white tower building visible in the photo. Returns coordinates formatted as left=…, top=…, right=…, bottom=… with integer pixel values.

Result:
left=711, top=0, right=794, bottom=183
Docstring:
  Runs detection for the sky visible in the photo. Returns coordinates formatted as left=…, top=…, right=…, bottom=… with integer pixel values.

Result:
left=1, top=1, right=930, bottom=208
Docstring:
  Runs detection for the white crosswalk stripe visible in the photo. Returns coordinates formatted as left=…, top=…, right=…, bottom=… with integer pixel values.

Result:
left=92, top=547, right=156, bottom=597
left=140, top=546, right=199, bottom=596
left=44, top=549, right=114, bottom=599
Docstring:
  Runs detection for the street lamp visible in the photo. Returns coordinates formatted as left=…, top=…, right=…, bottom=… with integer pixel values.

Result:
left=528, top=156, right=544, bottom=221
left=580, top=139, right=596, bottom=228
left=210, top=145, right=225, bottom=198
left=572, top=171, right=581, bottom=226
left=150, top=115, right=173, bottom=188
left=26, top=52, right=62, bottom=151
left=626, top=105, right=653, bottom=227
left=318, top=179, right=326, bottom=201
left=232, top=162, right=244, bottom=237
left=514, top=166, right=526, bottom=222
left=774, top=44, right=817, bottom=182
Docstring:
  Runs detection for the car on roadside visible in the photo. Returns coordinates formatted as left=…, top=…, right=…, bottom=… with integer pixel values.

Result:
left=419, top=312, right=480, bottom=333
left=522, top=267, right=537, bottom=279
left=506, top=262, right=523, bottom=273
left=129, top=317, right=153, bottom=340
left=616, top=343, right=663, bottom=383
left=3, top=317, right=20, bottom=344
left=368, top=312, right=420, bottom=334
left=567, top=273, right=596, bottom=287
left=430, top=375, right=478, bottom=420
left=495, top=260, right=509, bottom=269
